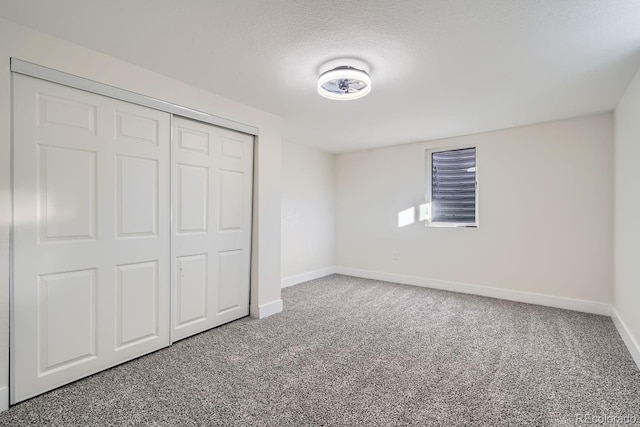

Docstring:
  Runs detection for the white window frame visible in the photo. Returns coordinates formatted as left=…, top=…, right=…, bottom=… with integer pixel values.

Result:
left=425, top=145, right=479, bottom=228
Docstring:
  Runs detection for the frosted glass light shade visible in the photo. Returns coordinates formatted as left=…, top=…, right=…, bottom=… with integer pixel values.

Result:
left=317, top=67, right=371, bottom=101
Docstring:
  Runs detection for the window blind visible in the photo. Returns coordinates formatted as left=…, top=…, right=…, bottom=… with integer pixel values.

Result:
left=431, top=147, right=476, bottom=224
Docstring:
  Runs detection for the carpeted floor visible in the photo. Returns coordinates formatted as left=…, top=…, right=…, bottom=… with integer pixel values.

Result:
left=0, top=274, right=639, bottom=426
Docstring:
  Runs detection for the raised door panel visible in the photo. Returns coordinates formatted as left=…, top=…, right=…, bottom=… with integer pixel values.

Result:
left=176, top=126, right=209, bottom=155
left=38, top=146, right=97, bottom=242
left=38, top=269, right=97, bottom=374
left=217, top=250, right=243, bottom=314
left=116, top=156, right=158, bottom=238
left=176, top=255, right=208, bottom=327
left=116, top=262, right=159, bottom=349
left=37, top=93, right=97, bottom=134
left=177, top=165, right=209, bottom=234
left=218, top=170, right=244, bottom=232
left=115, top=111, right=159, bottom=146
left=220, top=137, right=244, bottom=160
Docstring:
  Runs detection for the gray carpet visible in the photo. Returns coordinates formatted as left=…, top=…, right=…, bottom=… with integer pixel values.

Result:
left=0, top=274, right=639, bottom=426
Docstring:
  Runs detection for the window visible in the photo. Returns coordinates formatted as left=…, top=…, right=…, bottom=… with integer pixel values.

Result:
left=426, top=147, right=477, bottom=227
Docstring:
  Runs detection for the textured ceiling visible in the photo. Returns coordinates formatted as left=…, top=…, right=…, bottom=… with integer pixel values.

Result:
left=1, top=0, right=640, bottom=153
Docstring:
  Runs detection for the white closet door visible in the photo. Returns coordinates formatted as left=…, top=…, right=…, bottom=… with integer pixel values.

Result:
left=12, top=75, right=171, bottom=403
left=171, top=116, right=253, bottom=342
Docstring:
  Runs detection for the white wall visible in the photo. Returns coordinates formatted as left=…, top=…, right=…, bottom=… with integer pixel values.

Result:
left=281, top=142, right=335, bottom=283
left=614, top=66, right=640, bottom=358
left=336, top=114, right=613, bottom=304
left=0, top=18, right=283, bottom=403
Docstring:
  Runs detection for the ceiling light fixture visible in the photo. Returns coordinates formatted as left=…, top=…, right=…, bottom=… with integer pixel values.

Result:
left=317, top=66, right=371, bottom=101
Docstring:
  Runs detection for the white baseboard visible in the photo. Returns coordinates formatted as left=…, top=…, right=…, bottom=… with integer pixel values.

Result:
left=250, top=299, right=283, bottom=319
left=611, top=307, right=640, bottom=370
left=0, top=386, right=7, bottom=412
left=281, top=266, right=336, bottom=288
left=336, top=267, right=612, bottom=316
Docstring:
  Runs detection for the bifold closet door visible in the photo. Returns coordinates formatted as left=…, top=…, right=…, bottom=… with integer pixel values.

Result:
left=12, top=75, right=171, bottom=403
left=171, top=116, right=253, bottom=342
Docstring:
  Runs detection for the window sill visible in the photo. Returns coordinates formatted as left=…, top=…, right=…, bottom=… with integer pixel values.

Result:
left=426, top=222, right=478, bottom=228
